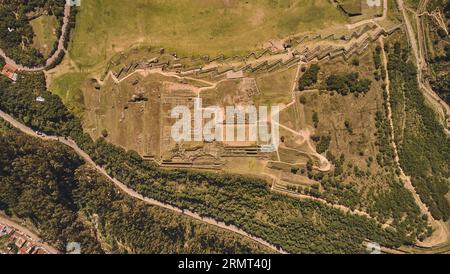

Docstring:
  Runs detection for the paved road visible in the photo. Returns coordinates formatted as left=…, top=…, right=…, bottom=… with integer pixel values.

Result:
left=0, top=3, right=71, bottom=71
left=0, top=215, right=59, bottom=254
left=0, top=109, right=288, bottom=254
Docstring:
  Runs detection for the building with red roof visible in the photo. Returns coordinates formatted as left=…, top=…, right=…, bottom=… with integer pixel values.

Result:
left=1, top=64, right=18, bottom=82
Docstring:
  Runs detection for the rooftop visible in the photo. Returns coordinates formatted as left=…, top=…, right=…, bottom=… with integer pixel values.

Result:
left=1, top=64, right=18, bottom=81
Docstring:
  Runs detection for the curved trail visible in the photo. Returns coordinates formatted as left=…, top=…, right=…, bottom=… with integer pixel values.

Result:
left=0, top=3, right=71, bottom=71
left=0, top=215, right=59, bottom=254
left=414, top=8, right=448, bottom=35
left=397, top=0, right=450, bottom=134
left=103, top=65, right=334, bottom=173
left=379, top=36, right=449, bottom=247
left=275, top=123, right=332, bottom=172
left=0, top=109, right=287, bottom=254
left=1, top=0, right=446, bottom=251
left=271, top=186, right=393, bottom=229
left=395, top=0, right=450, bottom=245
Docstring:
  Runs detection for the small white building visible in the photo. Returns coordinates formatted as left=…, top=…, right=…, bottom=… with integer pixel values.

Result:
left=260, top=144, right=276, bottom=153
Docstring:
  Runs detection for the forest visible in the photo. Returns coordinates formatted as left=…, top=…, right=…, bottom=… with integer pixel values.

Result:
left=325, top=72, right=372, bottom=95
left=429, top=1, right=450, bottom=105
left=0, top=0, right=66, bottom=66
left=306, top=48, right=431, bottom=241
left=0, top=127, right=272, bottom=254
left=298, top=64, right=320, bottom=90
left=86, top=137, right=409, bottom=253
left=387, top=41, right=450, bottom=220
left=0, top=72, right=80, bottom=136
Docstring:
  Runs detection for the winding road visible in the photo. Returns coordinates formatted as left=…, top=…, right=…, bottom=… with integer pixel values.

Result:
left=1, top=0, right=448, bottom=252
left=0, top=2, right=71, bottom=71
left=0, top=109, right=288, bottom=254
left=395, top=0, right=450, bottom=246
left=0, top=215, right=59, bottom=254
left=379, top=35, right=448, bottom=247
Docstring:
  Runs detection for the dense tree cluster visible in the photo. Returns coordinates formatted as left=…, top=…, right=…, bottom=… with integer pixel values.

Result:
left=430, top=73, right=450, bottom=105
left=369, top=104, right=429, bottom=238
left=298, top=64, right=320, bottom=90
left=0, top=117, right=13, bottom=132
left=387, top=41, right=450, bottom=220
left=0, top=72, right=80, bottom=136
left=313, top=135, right=331, bottom=154
left=45, top=51, right=65, bottom=70
left=0, top=129, right=100, bottom=252
left=427, top=1, right=450, bottom=105
left=313, top=67, right=430, bottom=235
left=312, top=111, right=319, bottom=128
left=0, top=0, right=66, bottom=66
left=0, top=129, right=271, bottom=254
left=87, top=138, right=410, bottom=253
left=369, top=180, right=430, bottom=241
left=430, top=45, right=450, bottom=106
left=325, top=72, right=372, bottom=95
left=374, top=110, right=395, bottom=168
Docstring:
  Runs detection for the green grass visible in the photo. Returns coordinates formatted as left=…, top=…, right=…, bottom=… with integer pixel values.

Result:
left=30, top=15, right=59, bottom=58
left=69, top=0, right=348, bottom=69
left=255, top=67, right=296, bottom=106
left=49, top=72, right=87, bottom=117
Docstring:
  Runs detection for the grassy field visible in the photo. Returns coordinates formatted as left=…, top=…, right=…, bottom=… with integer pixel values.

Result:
left=69, top=0, right=348, bottom=69
left=49, top=72, right=87, bottom=117
left=30, top=15, right=59, bottom=58
left=254, top=67, right=297, bottom=106
left=337, top=0, right=362, bottom=15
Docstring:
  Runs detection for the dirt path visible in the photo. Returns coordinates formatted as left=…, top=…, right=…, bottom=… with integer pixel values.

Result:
left=99, top=18, right=392, bottom=89
left=276, top=122, right=332, bottom=172
left=414, top=7, right=448, bottom=35
left=0, top=215, right=59, bottom=254
left=0, top=0, right=445, bottom=251
left=397, top=0, right=450, bottom=135
left=396, top=3, right=450, bottom=245
left=379, top=36, right=449, bottom=247
left=271, top=186, right=393, bottom=229
left=0, top=2, right=71, bottom=71
left=0, top=109, right=288, bottom=254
